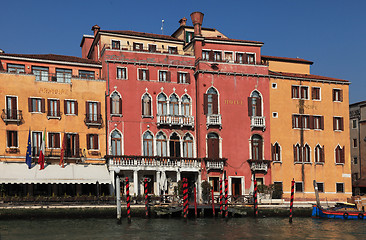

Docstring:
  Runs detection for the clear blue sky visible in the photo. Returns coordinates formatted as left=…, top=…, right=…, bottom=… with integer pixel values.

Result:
left=1, top=0, right=365, bottom=104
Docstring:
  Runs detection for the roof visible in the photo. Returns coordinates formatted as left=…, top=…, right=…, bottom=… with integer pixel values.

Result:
left=100, top=30, right=184, bottom=42
left=269, top=70, right=348, bottom=83
left=262, top=55, right=313, bottom=64
left=171, top=25, right=218, bottom=37
left=204, top=37, right=263, bottom=45
left=350, top=100, right=366, bottom=107
left=0, top=53, right=101, bottom=65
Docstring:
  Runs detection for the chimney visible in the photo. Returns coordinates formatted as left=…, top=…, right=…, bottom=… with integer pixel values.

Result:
left=91, top=25, right=100, bottom=37
left=190, top=12, right=204, bottom=36
left=179, top=17, right=187, bottom=26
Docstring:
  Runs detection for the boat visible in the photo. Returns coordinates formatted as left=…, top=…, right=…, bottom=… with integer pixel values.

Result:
left=311, top=180, right=365, bottom=219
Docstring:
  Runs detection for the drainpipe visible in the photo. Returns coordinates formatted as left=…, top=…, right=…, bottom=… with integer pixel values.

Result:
left=105, top=61, right=110, bottom=165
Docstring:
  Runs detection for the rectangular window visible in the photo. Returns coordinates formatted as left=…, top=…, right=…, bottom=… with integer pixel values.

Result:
left=117, top=67, right=127, bottom=79
left=178, top=72, right=190, bottom=84
left=247, top=53, right=255, bottom=64
left=292, top=115, right=301, bottom=128
left=87, top=134, right=99, bottom=150
left=317, top=183, right=324, bottom=193
left=209, top=177, right=220, bottom=192
left=32, top=66, right=49, bottom=81
left=313, top=116, right=324, bottom=130
left=333, top=89, right=343, bottom=102
left=56, top=68, right=72, bottom=83
left=202, top=50, right=210, bottom=60
left=295, top=182, right=303, bottom=192
left=333, top=117, right=344, bottom=131
left=213, top=51, right=222, bottom=62
left=300, top=86, right=309, bottom=99
left=224, top=52, right=233, bottom=62
left=168, top=46, right=178, bottom=54
left=112, top=40, right=120, bottom=49
left=292, top=86, right=299, bottom=99
left=312, top=87, right=321, bottom=100
left=353, top=139, right=358, bottom=148
left=79, top=70, right=95, bottom=79
left=336, top=183, right=344, bottom=193
left=302, top=115, right=310, bottom=129
left=65, top=100, right=77, bottom=115
left=32, top=131, right=42, bottom=156
left=353, top=157, right=358, bottom=164
left=7, top=130, right=18, bottom=148
left=87, top=101, right=99, bottom=122
left=133, top=42, right=143, bottom=51
left=352, top=119, right=357, bottom=129
left=159, top=71, right=170, bottom=82
left=7, top=64, right=25, bottom=73
left=236, top=53, right=244, bottom=63
left=185, top=31, right=194, bottom=43
left=29, top=98, right=43, bottom=113
left=48, top=132, right=60, bottom=148
left=47, top=99, right=60, bottom=117
left=148, top=44, right=157, bottom=53
left=138, top=69, right=149, bottom=81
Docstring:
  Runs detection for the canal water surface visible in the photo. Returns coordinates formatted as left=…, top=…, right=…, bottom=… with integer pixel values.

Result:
left=1, top=217, right=365, bottom=239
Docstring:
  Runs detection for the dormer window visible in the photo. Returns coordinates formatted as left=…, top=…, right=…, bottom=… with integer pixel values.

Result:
left=168, top=46, right=178, bottom=54
left=112, top=40, right=120, bottom=50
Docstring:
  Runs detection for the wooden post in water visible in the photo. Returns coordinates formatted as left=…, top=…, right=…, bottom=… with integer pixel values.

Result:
left=289, top=179, right=295, bottom=223
left=211, top=186, right=215, bottom=217
left=254, top=179, right=258, bottom=218
left=219, top=179, right=223, bottom=218
left=144, top=178, right=149, bottom=218
left=194, top=183, right=198, bottom=218
left=126, top=177, right=131, bottom=223
left=116, top=173, right=121, bottom=224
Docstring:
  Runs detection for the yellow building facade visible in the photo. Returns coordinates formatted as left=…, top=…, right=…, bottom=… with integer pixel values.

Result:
left=265, top=55, right=351, bottom=202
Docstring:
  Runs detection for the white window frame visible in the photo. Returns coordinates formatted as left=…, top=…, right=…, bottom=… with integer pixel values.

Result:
left=224, top=51, right=234, bottom=63
left=312, top=87, right=321, bottom=101
left=117, top=67, right=127, bottom=80
left=47, top=132, right=61, bottom=149
left=64, top=99, right=77, bottom=115
left=30, top=97, right=42, bottom=113
left=158, top=70, right=168, bottom=82
left=111, top=39, right=121, bottom=50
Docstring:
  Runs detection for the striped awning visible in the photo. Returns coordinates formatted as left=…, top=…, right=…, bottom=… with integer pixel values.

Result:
left=0, top=162, right=111, bottom=184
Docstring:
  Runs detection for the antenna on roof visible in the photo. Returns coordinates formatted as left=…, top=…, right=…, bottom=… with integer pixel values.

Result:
left=161, top=20, right=164, bottom=34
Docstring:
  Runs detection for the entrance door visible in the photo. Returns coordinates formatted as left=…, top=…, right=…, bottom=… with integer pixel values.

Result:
left=232, top=178, right=242, bottom=196
left=66, top=133, right=79, bottom=157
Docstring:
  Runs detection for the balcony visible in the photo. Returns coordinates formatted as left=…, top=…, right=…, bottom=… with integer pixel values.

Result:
left=157, top=115, right=194, bottom=128
left=84, top=114, right=103, bottom=128
left=206, top=114, right=222, bottom=128
left=1, top=70, right=101, bottom=82
left=101, top=44, right=194, bottom=56
left=247, top=159, right=271, bottom=174
left=204, top=158, right=227, bottom=171
left=250, top=116, right=265, bottom=131
left=1, top=109, right=23, bottom=125
left=108, top=155, right=201, bottom=171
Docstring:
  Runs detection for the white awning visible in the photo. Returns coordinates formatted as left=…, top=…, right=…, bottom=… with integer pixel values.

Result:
left=0, top=162, right=112, bottom=184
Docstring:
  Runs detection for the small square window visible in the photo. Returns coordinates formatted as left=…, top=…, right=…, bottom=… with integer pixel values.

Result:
left=333, top=89, right=343, bottom=102
left=272, top=112, right=278, bottom=118
left=336, top=183, right=344, bottom=193
left=272, top=83, right=277, bottom=89
left=295, top=182, right=303, bottom=192
left=112, top=40, right=120, bottom=50
left=333, top=117, right=344, bottom=131
left=353, top=157, right=358, bottom=164
left=353, top=139, right=358, bottom=148
left=312, top=87, right=321, bottom=100
left=117, top=67, right=127, bottom=80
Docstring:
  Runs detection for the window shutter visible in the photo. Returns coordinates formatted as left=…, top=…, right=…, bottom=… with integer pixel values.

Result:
left=321, top=116, right=324, bottom=130
left=340, top=117, right=344, bottom=131
left=341, top=146, right=345, bottom=163
left=75, top=101, right=78, bottom=115
left=256, top=98, right=261, bottom=116
left=332, top=89, right=335, bottom=101
left=86, top=134, right=90, bottom=149
left=47, top=99, right=51, bottom=116
left=41, top=98, right=45, bottom=113
left=333, top=117, right=336, bottom=130
left=271, top=143, right=274, bottom=161
left=64, top=100, right=67, bottom=114
left=203, top=94, right=208, bottom=115
left=243, top=53, right=248, bottom=64
left=75, top=134, right=80, bottom=155
left=147, top=100, right=151, bottom=116
left=299, top=146, right=303, bottom=162
left=248, top=97, right=252, bottom=116
left=97, top=102, right=101, bottom=119
left=57, top=100, right=60, bottom=116
left=28, top=98, right=32, bottom=112
left=186, top=73, right=190, bottom=84
left=309, top=115, right=314, bottom=129
left=258, top=139, right=263, bottom=160
left=48, top=133, right=51, bottom=148
left=311, top=88, right=315, bottom=100
left=56, top=133, right=60, bottom=148
left=94, top=135, right=99, bottom=150
left=85, top=101, right=89, bottom=117
left=340, top=90, right=343, bottom=102
left=213, top=138, right=219, bottom=159
left=119, top=98, right=122, bottom=114
left=209, top=51, right=214, bottom=61
left=146, top=70, right=150, bottom=81
left=14, top=132, right=18, bottom=147
left=212, top=94, right=218, bottom=114
left=293, top=145, right=296, bottom=162
left=235, top=53, right=239, bottom=63
left=292, top=115, right=295, bottom=128
left=141, top=98, right=144, bottom=115
left=291, top=87, right=294, bottom=98
left=110, top=97, right=113, bottom=114
left=167, top=72, right=171, bottom=82
left=138, top=69, right=142, bottom=80
left=321, top=145, right=325, bottom=162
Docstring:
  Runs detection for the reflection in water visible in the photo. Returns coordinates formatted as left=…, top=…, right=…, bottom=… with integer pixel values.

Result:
left=0, top=217, right=365, bottom=240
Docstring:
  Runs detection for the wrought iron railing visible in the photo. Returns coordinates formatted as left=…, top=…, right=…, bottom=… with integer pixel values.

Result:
left=1, top=109, right=23, bottom=125
left=84, top=114, right=103, bottom=128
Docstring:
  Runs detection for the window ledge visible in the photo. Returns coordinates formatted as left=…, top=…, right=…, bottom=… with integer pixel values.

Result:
left=47, top=116, right=61, bottom=120
left=335, top=163, right=345, bottom=166
left=142, top=115, right=153, bottom=119
left=333, top=100, right=342, bottom=103
left=30, top=112, right=43, bottom=114
left=315, top=162, right=324, bottom=165
left=65, top=114, right=77, bottom=116
left=116, top=78, right=128, bottom=80
left=334, top=130, right=343, bottom=132
left=111, top=114, right=122, bottom=117
left=294, top=162, right=312, bottom=165
left=272, top=161, right=282, bottom=164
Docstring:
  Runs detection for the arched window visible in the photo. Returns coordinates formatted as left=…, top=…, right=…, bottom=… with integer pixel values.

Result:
left=315, top=145, right=324, bottom=163
left=110, top=92, right=122, bottom=115
left=156, top=132, right=167, bottom=157
left=303, top=144, right=311, bottom=162
left=157, top=93, right=167, bottom=115
left=143, top=131, right=153, bottom=156
left=183, top=134, right=193, bottom=158
left=204, top=88, right=218, bottom=115
left=181, top=95, right=190, bottom=116
left=251, top=134, right=262, bottom=160
left=169, top=94, right=179, bottom=116
left=335, top=145, right=345, bottom=164
left=248, top=91, right=261, bottom=117
left=207, top=132, right=219, bottom=159
left=142, top=93, right=151, bottom=116
left=169, top=133, right=181, bottom=157
left=272, top=143, right=281, bottom=161
left=293, top=144, right=301, bottom=162
left=111, top=131, right=122, bottom=155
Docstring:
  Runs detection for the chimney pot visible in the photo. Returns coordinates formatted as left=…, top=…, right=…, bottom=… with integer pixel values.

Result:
left=179, top=17, right=187, bottom=26
left=91, top=25, right=100, bottom=37
left=190, top=12, right=204, bottom=36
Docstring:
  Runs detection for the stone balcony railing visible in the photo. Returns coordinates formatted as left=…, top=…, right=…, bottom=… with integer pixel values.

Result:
left=204, top=158, right=227, bottom=171
left=206, top=114, right=222, bottom=128
left=247, top=159, right=271, bottom=173
left=157, top=115, right=194, bottom=128
left=250, top=116, right=265, bottom=130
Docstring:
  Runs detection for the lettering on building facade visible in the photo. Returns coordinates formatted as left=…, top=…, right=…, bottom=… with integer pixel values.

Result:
left=224, top=99, right=244, bottom=105
left=39, top=88, right=68, bottom=95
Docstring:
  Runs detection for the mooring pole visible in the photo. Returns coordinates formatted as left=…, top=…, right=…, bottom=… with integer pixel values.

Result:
left=289, top=178, right=295, bottom=223
left=254, top=178, right=258, bottom=218
left=126, top=177, right=131, bottom=223
left=144, top=178, right=149, bottom=218
left=219, top=178, right=223, bottom=218
left=116, top=172, right=121, bottom=224
left=224, top=178, right=228, bottom=218
left=183, top=178, right=188, bottom=219
left=211, top=186, right=215, bottom=217
left=194, top=183, right=198, bottom=218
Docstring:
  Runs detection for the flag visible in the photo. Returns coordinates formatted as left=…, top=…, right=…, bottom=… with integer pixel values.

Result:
left=38, top=129, right=45, bottom=170
left=25, top=130, right=32, bottom=169
left=59, top=132, right=66, bottom=168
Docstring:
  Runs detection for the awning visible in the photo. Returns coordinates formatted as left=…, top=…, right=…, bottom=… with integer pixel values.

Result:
left=0, top=162, right=112, bottom=184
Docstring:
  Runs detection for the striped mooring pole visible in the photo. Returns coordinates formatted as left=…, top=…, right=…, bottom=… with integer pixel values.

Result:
left=183, top=178, right=188, bottom=219
left=211, top=187, right=215, bottom=217
left=219, top=179, right=223, bottom=217
left=289, top=178, right=295, bottom=223
left=254, top=178, right=258, bottom=217
left=144, top=178, right=149, bottom=218
left=224, top=178, right=228, bottom=218
left=126, top=177, right=131, bottom=223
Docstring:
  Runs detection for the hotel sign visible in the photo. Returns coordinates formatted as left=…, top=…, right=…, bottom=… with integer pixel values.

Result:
left=39, top=88, right=69, bottom=95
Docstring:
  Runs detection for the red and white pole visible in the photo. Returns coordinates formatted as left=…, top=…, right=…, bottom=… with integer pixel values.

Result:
left=183, top=178, right=188, bottom=219
left=254, top=178, right=258, bottom=217
left=144, top=178, right=149, bottom=218
left=289, top=178, right=295, bottom=223
left=224, top=178, right=228, bottom=218
left=211, top=186, right=215, bottom=217
left=219, top=179, right=223, bottom=217
left=126, top=177, right=131, bottom=223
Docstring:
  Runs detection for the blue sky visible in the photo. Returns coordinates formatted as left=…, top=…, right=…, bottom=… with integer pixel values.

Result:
left=1, top=0, right=365, bottom=103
